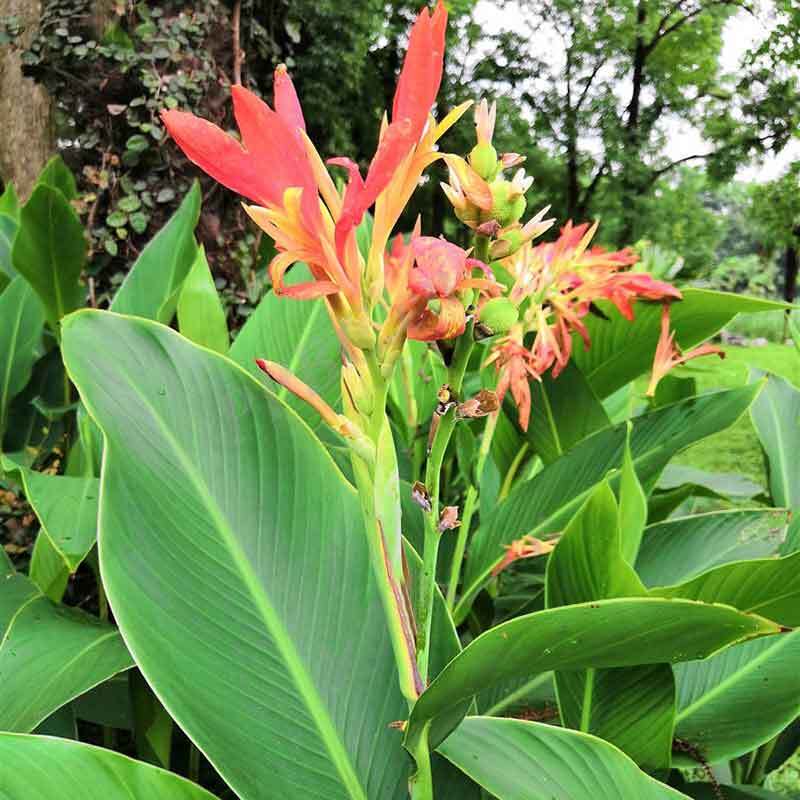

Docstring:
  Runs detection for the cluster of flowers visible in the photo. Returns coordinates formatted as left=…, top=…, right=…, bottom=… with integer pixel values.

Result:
left=161, top=0, right=721, bottom=436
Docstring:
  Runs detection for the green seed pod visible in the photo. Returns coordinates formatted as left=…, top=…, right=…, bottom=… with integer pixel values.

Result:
left=477, top=297, right=519, bottom=335
left=469, top=142, right=499, bottom=181
left=489, top=180, right=527, bottom=227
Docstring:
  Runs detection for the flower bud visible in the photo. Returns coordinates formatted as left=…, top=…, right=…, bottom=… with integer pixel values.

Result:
left=477, top=297, right=519, bottom=335
left=489, top=180, right=527, bottom=227
left=339, top=312, right=376, bottom=350
left=341, top=361, right=374, bottom=416
left=469, top=142, right=499, bottom=181
left=489, top=206, right=555, bottom=259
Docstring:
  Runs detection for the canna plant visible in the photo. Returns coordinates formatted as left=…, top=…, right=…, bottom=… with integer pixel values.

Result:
left=2, top=3, right=800, bottom=800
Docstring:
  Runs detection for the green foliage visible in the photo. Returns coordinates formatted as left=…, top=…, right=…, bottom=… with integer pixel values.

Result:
left=4, top=19, right=800, bottom=800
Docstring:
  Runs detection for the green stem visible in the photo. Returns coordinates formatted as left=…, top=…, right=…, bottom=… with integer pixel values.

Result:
left=408, top=724, right=434, bottom=800
left=445, top=409, right=499, bottom=610
left=729, top=757, right=744, bottom=784
left=352, top=351, right=421, bottom=704
left=416, top=323, right=474, bottom=682
left=498, top=442, right=529, bottom=501
left=745, top=734, right=779, bottom=785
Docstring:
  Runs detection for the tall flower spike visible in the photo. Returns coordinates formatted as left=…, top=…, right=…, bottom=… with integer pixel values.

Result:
left=332, top=0, right=449, bottom=258
left=646, top=304, right=725, bottom=396
left=162, top=68, right=363, bottom=313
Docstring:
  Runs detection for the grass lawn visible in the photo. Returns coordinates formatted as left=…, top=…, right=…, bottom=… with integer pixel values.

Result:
left=647, top=342, right=800, bottom=484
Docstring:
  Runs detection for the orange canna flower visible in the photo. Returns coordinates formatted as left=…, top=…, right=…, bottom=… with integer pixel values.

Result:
left=402, top=236, right=499, bottom=342
left=484, top=324, right=540, bottom=431
left=646, top=304, right=725, bottom=396
left=161, top=1, right=460, bottom=328
left=487, top=221, right=685, bottom=430
left=491, top=534, right=556, bottom=577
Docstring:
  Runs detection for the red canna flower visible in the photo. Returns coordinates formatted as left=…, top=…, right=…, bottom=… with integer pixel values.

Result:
left=646, top=304, right=725, bottom=396
left=334, top=0, right=448, bottom=253
left=399, top=235, right=499, bottom=342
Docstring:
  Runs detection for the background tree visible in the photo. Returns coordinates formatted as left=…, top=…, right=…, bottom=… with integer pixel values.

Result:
left=750, top=162, right=800, bottom=305
left=474, top=0, right=800, bottom=244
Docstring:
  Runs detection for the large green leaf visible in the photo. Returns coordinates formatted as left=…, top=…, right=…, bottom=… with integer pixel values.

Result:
left=546, top=483, right=646, bottom=606
left=654, top=551, right=800, bottom=626
left=636, top=509, right=789, bottom=587
left=110, top=182, right=200, bottom=323
left=525, top=361, right=611, bottom=464
left=1, top=456, right=98, bottom=574
left=619, top=428, right=648, bottom=564
left=673, top=631, right=800, bottom=763
left=29, top=531, right=70, bottom=601
left=750, top=372, right=800, bottom=509
left=229, top=264, right=342, bottom=441
left=176, top=246, right=228, bottom=354
left=406, top=596, right=779, bottom=749
left=458, top=385, right=762, bottom=620
left=12, top=185, right=87, bottom=331
left=0, top=734, right=219, bottom=799
left=546, top=483, right=674, bottom=771
left=0, top=557, right=133, bottom=732
left=62, top=310, right=410, bottom=800
left=0, top=212, right=18, bottom=282
left=35, top=154, right=78, bottom=201
left=0, top=183, right=20, bottom=219
left=0, top=277, right=44, bottom=436
left=438, top=717, right=689, bottom=800
left=573, top=290, right=788, bottom=398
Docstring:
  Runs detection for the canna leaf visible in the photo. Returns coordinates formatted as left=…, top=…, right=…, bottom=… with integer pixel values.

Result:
left=458, top=384, right=762, bottom=622
left=62, top=309, right=413, bottom=800
left=0, top=734, right=218, bottom=799
left=176, top=245, right=229, bottom=354
left=0, top=557, right=133, bottom=733
left=0, top=277, right=44, bottom=437
left=12, top=185, right=86, bottom=332
left=438, top=716, right=690, bottom=800
left=111, top=182, right=201, bottom=323
left=406, top=596, right=780, bottom=752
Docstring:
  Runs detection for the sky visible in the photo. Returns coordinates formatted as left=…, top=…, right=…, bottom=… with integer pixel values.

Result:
left=473, top=1, right=799, bottom=183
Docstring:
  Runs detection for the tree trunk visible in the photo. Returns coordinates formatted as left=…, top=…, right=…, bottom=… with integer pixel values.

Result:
left=0, top=0, right=54, bottom=199
left=619, top=1, right=648, bottom=244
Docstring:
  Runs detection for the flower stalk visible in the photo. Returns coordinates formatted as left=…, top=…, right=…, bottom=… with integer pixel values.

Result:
left=445, top=406, right=498, bottom=609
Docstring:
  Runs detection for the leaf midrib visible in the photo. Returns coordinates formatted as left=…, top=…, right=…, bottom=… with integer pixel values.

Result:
left=98, top=357, right=366, bottom=799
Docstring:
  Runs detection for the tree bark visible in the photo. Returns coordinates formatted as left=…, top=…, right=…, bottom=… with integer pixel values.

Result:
left=0, top=0, right=54, bottom=199
left=783, top=225, right=800, bottom=304
left=619, top=0, right=648, bottom=243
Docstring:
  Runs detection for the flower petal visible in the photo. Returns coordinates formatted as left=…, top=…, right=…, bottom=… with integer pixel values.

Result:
left=273, top=64, right=306, bottom=133
left=393, top=0, right=447, bottom=138
left=408, top=296, right=466, bottom=341
left=161, top=110, right=272, bottom=206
